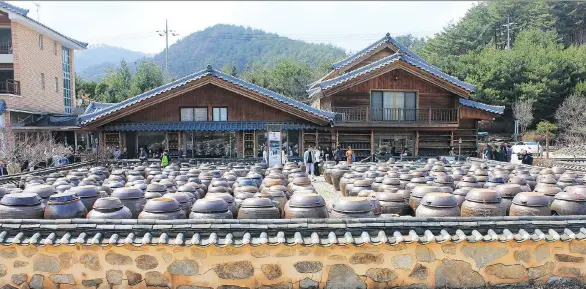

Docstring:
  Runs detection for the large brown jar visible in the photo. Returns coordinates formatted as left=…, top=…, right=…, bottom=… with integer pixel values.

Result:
left=87, top=197, right=133, bottom=219
left=457, top=176, right=480, bottom=189
left=330, top=197, right=375, bottom=219
left=44, top=192, right=88, bottom=219
left=163, top=193, right=192, bottom=216
left=189, top=198, right=233, bottom=219
left=375, top=191, right=411, bottom=216
left=349, top=179, right=373, bottom=197
left=237, top=198, right=280, bottom=219
left=23, top=185, right=57, bottom=206
left=409, top=186, right=442, bottom=211
left=234, top=191, right=255, bottom=211
left=509, top=192, right=550, bottom=216
left=406, top=177, right=427, bottom=191
left=288, top=177, right=313, bottom=194
left=323, top=163, right=336, bottom=184
left=205, top=193, right=238, bottom=218
left=461, top=189, right=506, bottom=217
left=67, top=186, right=100, bottom=211
left=331, top=165, right=350, bottom=191
left=484, top=177, right=505, bottom=189
left=0, top=193, right=45, bottom=219
left=535, top=186, right=562, bottom=205
left=111, top=187, right=146, bottom=218
left=551, top=191, right=586, bottom=215
left=415, top=193, right=460, bottom=217
left=139, top=197, right=186, bottom=219
left=494, top=184, right=523, bottom=214
left=284, top=193, right=328, bottom=218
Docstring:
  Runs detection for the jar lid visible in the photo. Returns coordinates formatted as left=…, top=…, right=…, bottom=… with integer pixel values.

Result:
left=332, top=197, right=372, bottom=213
left=411, top=186, right=442, bottom=198
left=23, top=184, right=57, bottom=198
left=453, top=187, right=472, bottom=197
left=465, top=189, right=502, bottom=203
left=111, top=187, right=143, bottom=200
left=353, top=179, right=373, bottom=186
left=420, top=193, right=458, bottom=208
left=555, top=190, right=586, bottom=202
left=68, top=186, right=100, bottom=198
left=147, top=183, right=167, bottom=192
left=163, top=192, right=191, bottom=204
left=240, top=197, right=275, bottom=208
left=512, top=192, right=549, bottom=207
left=191, top=198, right=229, bottom=213
left=375, top=191, right=406, bottom=202
left=288, top=193, right=325, bottom=208
left=144, top=197, right=181, bottom=213
left=410, top=177, right=427, bottom=184
left=565, top=186, right=586, bottom=194
left=461, top=176, right=477, bottom=183
left=235, top=186, right=258, bottom=193
left=435, top=175, right=454, bottom=183
left=205, top=192, right=234, bottom=204
left=234, top=191, right=255, bottom=200
left=93, top=197, right=124, bottom=210
left=495, top=184, right=523, bottom=198
left=536, top=186, right=562, bottom=196
left=48, top=191, right=81, bottom=204
left=1, top=193, right=42, bottom=206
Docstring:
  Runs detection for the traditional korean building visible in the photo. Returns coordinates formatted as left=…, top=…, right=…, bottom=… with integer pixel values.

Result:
left=77, top=33, right=504, bottom=160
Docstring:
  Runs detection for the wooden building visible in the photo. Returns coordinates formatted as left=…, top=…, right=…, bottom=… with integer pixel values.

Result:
left=77, top=34, right=504, bottom=160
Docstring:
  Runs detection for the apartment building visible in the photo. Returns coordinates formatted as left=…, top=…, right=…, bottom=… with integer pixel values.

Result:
left=0, top=1, right=87, bottom=131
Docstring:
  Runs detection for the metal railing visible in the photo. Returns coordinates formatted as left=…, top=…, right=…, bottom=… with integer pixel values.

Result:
left=0, top=79, right=20, bottom=95
left=334, top=107, right=458, bottom=123
left=0, top=42, right=11, bottom=54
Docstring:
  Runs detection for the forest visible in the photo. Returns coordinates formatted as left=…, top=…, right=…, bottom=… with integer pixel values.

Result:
left=76, top=0, right=586, bottom=145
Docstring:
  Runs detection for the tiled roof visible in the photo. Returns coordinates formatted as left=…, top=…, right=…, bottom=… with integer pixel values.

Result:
left=0, top=1, right=88, bottom=48
left=459, top=98, right=505, bottom=114
left=0, top=217, right=583, bottom=246
left=103, top=121, right=319, bottom=132
left=332, top=33, right=428, bottom=70
left=79, top=66, right=336, bottom=125
left=310, top=52, right=476, bottom=97
left=83, top=102, right=114, bottom=115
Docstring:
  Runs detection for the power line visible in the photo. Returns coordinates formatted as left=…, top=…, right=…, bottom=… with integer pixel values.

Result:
left=156, top=19, right=179, bottom=73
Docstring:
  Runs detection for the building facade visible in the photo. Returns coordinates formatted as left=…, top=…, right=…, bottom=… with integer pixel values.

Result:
left=77, top=33, right=503, bottom=160
left=0, top=1, right=87, bottom=132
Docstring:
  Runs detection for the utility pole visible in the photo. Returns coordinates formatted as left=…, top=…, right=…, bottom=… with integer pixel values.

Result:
left=157, top=19, right=178, bottom=74
left=502, top=16, right=516, bottom=50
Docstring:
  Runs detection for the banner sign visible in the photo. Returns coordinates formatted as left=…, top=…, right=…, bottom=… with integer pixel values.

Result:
left=268, top=131, right=281, bottom=167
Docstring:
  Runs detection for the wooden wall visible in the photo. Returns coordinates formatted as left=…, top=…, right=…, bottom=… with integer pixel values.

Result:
left=118, top=84, right=305, bottom=122
left=0, top=12, right=10, bottom=26
left=332, top=69, right=457, bottom=109
left=347, top=47, right=396, bottom=72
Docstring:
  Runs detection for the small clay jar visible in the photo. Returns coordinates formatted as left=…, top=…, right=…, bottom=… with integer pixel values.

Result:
left=237, top=198, right=280, bottom=219
left=551, top=191, right=586, bottom=216
left=44, top=191, right=88, bottom=219
left=460, top=189, right=505, bottom=217
left=67, top=185, right=100, bottom=211
left=349, top=179, right=373, bottom=197
left=509, top=192, right=550, bottom=216
left=415, top=193, right=460, bottom=217
left=163, top=192, right=193, bottom=216
left=189, top=198, right=233, bottom=219
left=283, top=193, right=328, bottom=218
left=22, top=184, right=57, bottom=206
left=494, top=184, right=523, bottom=215
left=111, top=187, right=146, bottom=218
left=375, top=191, right=411, bottom=216
left=205, top=193, right=237, bottom=218
left=87, top=197, right=133, bottom=219
left=138, top=197, right=186, bottom=220
left=409, top=186, right=442, bottom=211
left=0, top=193, right=44, bottom=219
left=329, top=197, right=375, bottom=219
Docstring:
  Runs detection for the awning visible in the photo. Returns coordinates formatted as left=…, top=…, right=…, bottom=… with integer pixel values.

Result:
left=103, top=121, right=321, bottom=132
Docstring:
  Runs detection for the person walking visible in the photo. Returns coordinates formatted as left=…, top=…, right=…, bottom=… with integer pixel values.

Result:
left=314, top=146, right=322, bottom=177
left=304, top=146, right=315, bottom=179
left=334, top=145, right=344, bottom=162
left=160, top=150, right=170, bottom=167
left=139, top=147, right=147, bottom=162
left=346, top=146, right=354, bottom=164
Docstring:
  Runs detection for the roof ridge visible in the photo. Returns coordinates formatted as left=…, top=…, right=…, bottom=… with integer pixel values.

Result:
left=0, top=1, right=28, bottom=15
left=319, top=52, right=402, bottom=89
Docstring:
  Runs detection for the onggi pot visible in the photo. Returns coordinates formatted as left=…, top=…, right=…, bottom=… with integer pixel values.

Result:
left=44, top=191, right=88, bottom=219
left=86, top=197, right=133, bottom=219
left=551, top=191, right=586, bottom=216
left=138, top=197, right=186, bottom=220
left=329, top=197, right=375, bottom=219
left=415, top=193, right=460, bottom=217
left=460, top=189, right=505, bottom=217
left=0, top=193, right=44, bottom=219
left=189, top=198, right=233, bottom=219
left=283, top=193, right=328, bottom=218
left=509, top=192, right=550, bottom=216
left=111, top=187, right=146, bottom=218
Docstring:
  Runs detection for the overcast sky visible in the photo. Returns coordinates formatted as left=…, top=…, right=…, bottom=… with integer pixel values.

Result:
left=9, top=1, right=476, bottom=54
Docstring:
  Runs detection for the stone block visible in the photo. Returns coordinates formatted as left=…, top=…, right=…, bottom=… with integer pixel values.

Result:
left=366, top=268, right=398, bottom=282
left=261, top=264, right=282, bottom=280
left=33, top=255, right=60, bottom=273
left=460, top=245, right=508, bottom=268
left=167, top=259, right=199, bottom=276
left=392, top=255, right=414, bottom=270
left=136, top=255, right=158, bottom=270
left=485, top=264, right=527, bottom=279
left=80, top=253, right=101, bottom=271
left=105, top=251, right=132, bottom=266
left=324, top=264, right=366, bottom=289
left=11, top=274, right=27, bottom=285
left=349, top=253, right=384, bottom=265
left=49, top=274, right=75, bottom=285
left=293, top=261, right=323, bottom=273
left=144, top=271, right=168, bottom=287
left=106, top=270, right=123, bottom=285
left=435, top=259, right=485, bottom=288
left=213, top=261, right=254, bottom=279
left=125, top=270, right=142, bottom=286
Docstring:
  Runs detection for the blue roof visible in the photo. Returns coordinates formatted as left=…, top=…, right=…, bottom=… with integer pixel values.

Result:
left=310, top=52, right=476, bottom=97
left=79, top=65, right=336, bottom=125
left=332, top=33, right=428, bottom=70
left=103, top=121, right=319, bottom=132
left=459, top=98, right=505, bottom=114
left=83, top=102, right=114, bottom=115
left=0, top=1, right=88, bottom=48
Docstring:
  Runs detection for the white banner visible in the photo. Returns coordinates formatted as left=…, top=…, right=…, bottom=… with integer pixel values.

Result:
left=268, top=131, right=281, bottom=167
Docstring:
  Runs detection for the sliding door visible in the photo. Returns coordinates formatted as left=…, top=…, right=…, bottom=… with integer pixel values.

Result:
left=371, top=91, right=417, bottom=121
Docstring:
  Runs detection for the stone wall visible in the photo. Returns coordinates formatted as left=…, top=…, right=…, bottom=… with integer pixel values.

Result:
left=0, top=240, right=584, bottom=289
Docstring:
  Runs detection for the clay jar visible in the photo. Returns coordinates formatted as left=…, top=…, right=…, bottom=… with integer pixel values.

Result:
left=460, top=189, right=506, bottom=217
left=366, top=197, right=383, bottom=216
left=331, top=165, right=350, bottom=191
left=205, top=193, right=238, bottom=218
left=494, top=184, right=523, bottom=215
left=405, top=177, right=427, bottom=191
left=86, top=197, right=133, bottom=219
left=375, top=191, right=411, bottom=216
left=262, top=174, right=285, bottom=188
left=379, top=178, right=401, bottom=192
left=44, top=191, right=88, bottom=219
left=139, top=197, right=186, bottom=220
left=349, top=179, right=373, bottom=197
left=452, top=188, right=472, bottom=207
left=177, top=185, right=199, bottom=203
left=409, top=185, right=442, bottom=211
left=457, top=176, right=480, bottom=189
left=67, top=185, right=100, bottom=211
left=484, top=177, right=505, bottom=189
left=329, top=197, right=375, bottom=219
left=288, top=177, right=313, bottom=194
left=0, top=193, right=45, bottom=219
left=163, top=193, right=192, bottom=216
left=323, top=163, right=336, bottom=184
left=254, top=190, right=286, bottom=217
left=22, top=185, right=57, bottom=206
left=284, top=193, right=328, bottom=218
left=234, top=191, right=255, bottom=211
left=111, top=187, right=146, bottom=218
left=189, top=198, right=233, bottom=219
left=415, top=193, right=460, bottom=217
left=534, top=185, right=562, bottom=205
left=551, top=191, right=586, bottom=215
left=237, top=198, right=280, bottom=219
left=434, top=175, right=455, bottom=189
left=246, top=173, right=263, bottom=187
left=509, top=192, right=550, bottom=216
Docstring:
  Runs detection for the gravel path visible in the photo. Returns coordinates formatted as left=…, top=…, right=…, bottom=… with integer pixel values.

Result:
left=311, top=175, right=342, bottom=204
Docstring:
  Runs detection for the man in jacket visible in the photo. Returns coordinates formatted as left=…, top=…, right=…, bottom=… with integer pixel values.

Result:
left=520, top=150, right=533, bottom=165
left=303, top=146, right=315, bottom=179
left=161, top=150, right=170, bottom=167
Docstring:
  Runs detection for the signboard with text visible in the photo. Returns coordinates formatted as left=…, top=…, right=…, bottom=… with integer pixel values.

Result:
left=268, top=131, right=281, bottom=167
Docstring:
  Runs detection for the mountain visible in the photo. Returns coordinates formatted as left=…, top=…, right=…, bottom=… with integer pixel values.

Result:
left=76, top=24, right=347, bottom=81
left=75, top=44, right=149, bottom=81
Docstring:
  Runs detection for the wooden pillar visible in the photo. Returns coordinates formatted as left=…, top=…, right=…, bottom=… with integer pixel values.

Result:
left=370, top=129, right=374, bottom=156
left=74, top=132, right=78, bottom=150
left=414, top=131, right=419, bottom=156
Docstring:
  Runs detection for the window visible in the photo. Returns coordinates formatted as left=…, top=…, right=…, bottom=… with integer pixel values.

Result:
left=180, top=107, right=208, bottom=121
left=55, top=77, right=58, bottom=92
left=62, top=46, right=72, bottom=114
left=53, top=41, right=57, bottom=55
left=39, top=34, right=43, bottom=49
left=40, top=73, right=45, bottom=89
left=371, top=91, right=417, bottom=121
left=212, top=107, right=228, bottom=121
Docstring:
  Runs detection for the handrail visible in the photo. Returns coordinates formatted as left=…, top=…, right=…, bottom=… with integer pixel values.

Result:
left=333, top=107, right=458, bottom=123
left=0, top=79, right=20, bottom=95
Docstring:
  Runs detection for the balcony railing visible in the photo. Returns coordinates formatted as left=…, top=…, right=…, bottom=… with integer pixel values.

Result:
left=0, top=79, right=20, bottom=95
left=334, top=107, right=458, bottom=124
left=0, top=42, right=12, bottom=54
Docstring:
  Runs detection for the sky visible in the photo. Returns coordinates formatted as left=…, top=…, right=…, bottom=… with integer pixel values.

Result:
left=9, top=1, right=476, bottom=54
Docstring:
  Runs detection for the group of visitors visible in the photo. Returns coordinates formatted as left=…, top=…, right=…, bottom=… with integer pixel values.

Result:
left=481, top=143, right=513, bottom=162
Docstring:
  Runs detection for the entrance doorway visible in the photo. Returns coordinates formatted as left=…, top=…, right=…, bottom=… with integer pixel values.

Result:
left=125, top=132, right=137, bottom=159
left=374, top=133, right=414, bottom=159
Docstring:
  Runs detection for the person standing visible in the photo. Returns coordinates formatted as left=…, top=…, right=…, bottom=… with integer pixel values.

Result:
left=139, top=147, right=147, bottom=161
left=521, top=150, right=533, bottom=165
left=304, top=146, right=315, bottom=178
left=314, top=146, right=322, bottom=176
left=346, top=146, right=354, bottom=164
left=400, top=148, right=408, bottom=161
left=334, top=145, right=343, bottom=162
left=161, top=150, right=170, bottom=167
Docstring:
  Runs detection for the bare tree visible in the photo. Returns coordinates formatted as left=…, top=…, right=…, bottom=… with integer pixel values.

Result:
left=512, top=99, right=534, bottom=134
left=0, top=128, right=71, bottom=171
left=555, top=95, right=586, bottom=157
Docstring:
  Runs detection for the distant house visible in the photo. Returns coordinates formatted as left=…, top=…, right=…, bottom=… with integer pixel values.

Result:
left=76, top=33, right=503, bottom=159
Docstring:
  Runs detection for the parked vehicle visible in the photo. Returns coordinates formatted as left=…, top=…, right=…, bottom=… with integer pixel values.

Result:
left=512, top=142, right=542, bottom=156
